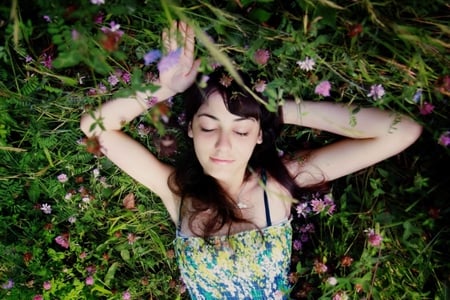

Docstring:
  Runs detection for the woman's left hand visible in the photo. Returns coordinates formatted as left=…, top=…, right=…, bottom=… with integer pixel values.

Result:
left=158, top=21, right=201, bottom=94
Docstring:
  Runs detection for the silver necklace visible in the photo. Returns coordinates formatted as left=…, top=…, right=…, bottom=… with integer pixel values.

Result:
left=236, top=181, right=249, bottom=209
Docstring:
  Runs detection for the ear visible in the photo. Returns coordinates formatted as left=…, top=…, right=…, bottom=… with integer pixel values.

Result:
left=256, top=129, right=263, bottom=144
left=187, top=122, right=193, bottom=138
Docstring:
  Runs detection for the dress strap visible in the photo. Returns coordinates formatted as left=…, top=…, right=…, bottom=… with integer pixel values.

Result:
left=177, top=197, right=184, bottom=232
left=261, top=169, right=272, bottom=227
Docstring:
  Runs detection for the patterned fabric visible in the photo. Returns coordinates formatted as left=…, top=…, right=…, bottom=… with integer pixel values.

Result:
left=174, top=220, right=292, bottom=299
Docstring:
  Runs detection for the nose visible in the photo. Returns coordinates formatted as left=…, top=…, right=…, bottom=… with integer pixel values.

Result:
left=215, top=130, right=232, bottom=150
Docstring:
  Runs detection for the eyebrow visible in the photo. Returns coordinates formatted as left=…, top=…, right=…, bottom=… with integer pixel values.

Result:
left=196, top=113, right=256, bottom=122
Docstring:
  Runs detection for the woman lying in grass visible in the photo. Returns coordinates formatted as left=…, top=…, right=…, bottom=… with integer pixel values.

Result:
left=80, top=21, right=422, bottom=299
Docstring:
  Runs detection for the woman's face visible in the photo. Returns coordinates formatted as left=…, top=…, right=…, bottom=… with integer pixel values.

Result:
left=188, top=92, right=263, bottom=181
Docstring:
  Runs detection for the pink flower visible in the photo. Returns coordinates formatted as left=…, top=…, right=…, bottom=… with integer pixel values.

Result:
left=365, top=228, right=382, bottom=247
left=57, top=173, right=68, bottom=183
left=121, top=72, right=131, bottom=84
left=55, top=235, right=69, bottom=249
left=122, top=291, right=131, bottom=300
left=254, top=49, right=270, bottom=65
left=419, top=102, right=434, bottom=115
left=314, top=81, right=331, bottom=97
left=296, top=57, right=315, bottom=71
left=367, top=84, right=385, bottom=100
left=253, top=79, right=267, bottom=92
left=438, top=131, right=450, bottom=147
left=293, top=239, right=302, bottom=251
left=108, top=74, right=119, bottom=86
left=311, top=199, right=325, bottom=213
left=40, top=203, right=52, bottom=214
left=72, top=29, right=80, bottom=40
left=43, top=15, right=51, bottom=23
left=33, top=295, right=43, bottom=300
left=91, top=0, right=105, bottom=4
left=43, top=281, right=51, bottom=290
left=85, top=276, right=94, bottom=286
left=158, top=48, right=181, bottom=73
left=313, top=260, right=328, bottom=274
left=41, top=53, right=53, bottom=69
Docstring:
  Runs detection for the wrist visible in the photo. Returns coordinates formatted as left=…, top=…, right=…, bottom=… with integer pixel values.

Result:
left=136, top=84, right=177, bottom=108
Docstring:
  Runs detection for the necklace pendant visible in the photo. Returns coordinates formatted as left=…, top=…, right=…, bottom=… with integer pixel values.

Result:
left=237, top=202, right=248, bottom=209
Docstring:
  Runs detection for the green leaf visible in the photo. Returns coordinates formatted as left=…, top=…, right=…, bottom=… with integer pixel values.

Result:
left=248, top=8, right=272, bottom=23
left=104, top=262, right=120, bottom=286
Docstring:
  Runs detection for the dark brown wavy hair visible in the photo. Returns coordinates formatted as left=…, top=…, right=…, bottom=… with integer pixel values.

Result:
left=168, top=68, right=315, bottom=238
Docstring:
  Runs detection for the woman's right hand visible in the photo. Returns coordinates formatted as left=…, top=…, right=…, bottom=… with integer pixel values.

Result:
left=158, top=21, right=201, bottom=94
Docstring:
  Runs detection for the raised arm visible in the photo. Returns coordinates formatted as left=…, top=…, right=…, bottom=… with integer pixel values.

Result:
left=282, top=100, right=422, bottom=187
left=80, top=21, right=200, bottom=223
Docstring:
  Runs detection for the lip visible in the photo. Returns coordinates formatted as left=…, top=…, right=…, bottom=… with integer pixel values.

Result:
left=210, top=157, right=235, bottom=164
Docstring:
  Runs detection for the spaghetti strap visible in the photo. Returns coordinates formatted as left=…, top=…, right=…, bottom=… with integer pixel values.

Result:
left=261, top=169, right=272, bottom=227
left=177, top=197, right=184, bottom=232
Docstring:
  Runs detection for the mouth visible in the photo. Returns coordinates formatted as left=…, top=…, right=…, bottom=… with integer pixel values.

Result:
left=210, top=157, right=235, bottom=164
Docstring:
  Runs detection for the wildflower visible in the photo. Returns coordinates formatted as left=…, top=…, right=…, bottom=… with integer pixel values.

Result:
left=412, top=88, right=422, bottom=103
left=144, top=49, right=162, bottom=66
left=365, top=228, right=383, bottom=247
left=71, top=29, right=80, bottom=40
left=91, top=0, right=105, bottom=4
left=100, top=22, right=124, bottom=52
left=127, top=233, right=138, bottom=244
left=55, top=235, right=69, bottom=249
left=419, top=102, right=434, bottom=115
left=43, top=281, right=51, bottom=290
left=94, top=12, right=104, bottom=24
left=333, top=291, right=348, bottom=300
left=121, top=72, right=131, bottom=84
left=1, top=279, right=14, bottom=290
left=219, top=74, right=233, bottom=87
left=68, top=216, right=77, bottom=224
left=57, top=173, right=68, bottom=183
left=23, top=252, right=33, bottom=263
left=327, top=277, right=338, bottom=286
left=293, top=239, right=302, bottom=251
left=108, top=74, right=119, bottom=86
left=86, top=265, right=96, bottom=274
left=313, top=260, right=328, bottom=274
left=25, top=55, right=33, bottom=63
left=80, top=252, right=87, bottom=259
left=43, top=15, right=51, bottom=23
left=41, top=53, right=53, bottom=69
left=311, top=198, right=326, bottom=213
left=254, top=49, right=270, bottom=65
left=157, top=48, right=182, bottom=73
left=347, top=23, right=363, bottom=37
left=438, top=131, right=450, bottom=147
left=85, top=276, right=94, bottom=286
left=295, top=202, right=310, bottom=218
left=254, top=79, right=267, bottom=93
left=33, top=295, right=43, bottom=300
left=323, top=194, right=336, bottom=215
left=300, top=223, right=315, bottom=233
left=296, top=57, right=315, bottom=71
left=122, top=291, right=131, bottom=300
left=367, top=84, right=385, bottom=100
left=315, top=80, right=332, bottom=97
left=340, top=255, right=354, bottom=267
left=145, top=96, right=158, bottom=108
left=40, top=203, right=52, bottom=214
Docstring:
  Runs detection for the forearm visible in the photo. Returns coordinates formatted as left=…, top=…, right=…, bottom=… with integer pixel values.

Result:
left=80, top=84, right=175, bottom=137
left=282, top=100, right=422, bottom=140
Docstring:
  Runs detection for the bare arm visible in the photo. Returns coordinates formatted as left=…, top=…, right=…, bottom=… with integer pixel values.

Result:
left=80, top=21, right=200, bottom=223
left=282, top=100, right=422, bottom=186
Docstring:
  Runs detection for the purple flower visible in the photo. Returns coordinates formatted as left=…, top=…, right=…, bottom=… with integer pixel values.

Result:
left=43, top=15, right=51, bottom=23
left=85, top=276, right=94, bottom=286
left=94, top=12, right=104, bottom=24
left=144, top=50, right=162, bottom=66
left=121, top=72, right=131, bottom=84
left=91, top=0, right=105, bottom=4
left=72, top=29, right=80, bottom=41
left=55, top=235, right=69, bottom=249
left=254, top=49, right=270, bottom=65
left=438, top=131, right=450, bottom=147
left=296, top=57, right=315, bottom=71
left=157, top=48, right=181, bottom=73
left=57, top=173, right=68, bottom=183
left=293, top=240, right=302, bottom=251
left=295, top=202, right=310, bottom=218
left=101, top=21, right=124, bottom=37
left=419, top=102, right=434, bottom=115
left=254, top=79, right=267, bottom=93
left=367, top=84, right=385, bottom=100
left=365, top=228, right=383, bottom=247
left=122, top=291, right=131, bottom=300
left=33, top=295, right=43, bottom=300
left=41, top=53, right=53, bottom=69
left=1, top=279, right=14, bottom=290
left=314, top=81, right=331, bottom=97
left=311, top=198, right=326, bottom=213
left=25, top=55, right=33, bottom=63
left=108, top=74, right=119, bottom=86
left=43, top=281, right=51, bottom=290
left=412, top=88, right=422, bottom=103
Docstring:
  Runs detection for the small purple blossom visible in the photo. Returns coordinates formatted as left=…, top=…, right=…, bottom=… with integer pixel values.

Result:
left=254, top=49, right=270, bottom=65
left=295, top=202, right=310, bottom=218
left=419, top=102, right=434, bottom=115
left=144, top=50, right=162, bottom=66
left=41, top=53, right=53, bottom=69
left=365, top=228, right=383, bottom=247
left=314, top=81, right=331, bottom=97
left=311, top=198, right=326, bottom=213
left=121, top=72, right=131, bottom=84
left=157, top=48, right=182, bottom=73
left=145, top=96, right=158, bottom=108
left=72, top=29, right=80, bottom=41
left=1, top=279, right=14, bottom=290
left=94, top=12, right=104, bottom=24
left=25, top=55, right=33, bottom=63
left=254, top=79, right=267, bottom=93
left=108, top=74, right=120, bottom=86
left=91, top=0, right=105, bottom=4
left=43, top=281, right=51, bottom=291
left=55, top=235, right=69, bottom=249
left=296, top=57, right=315, bottom=71
left=85, top=276, right=94, bottom=286
left=33, top=295, right=43, bottom=300
left=43, top=15, right=51, bottom=23
left=40, top=203, right=52, bottom=214
left=293, top=240, right=302, bottom=251
left=101, top=21, right=124, bottom=37
left=122, top=291, right=131, bottom=300
left=68, top=216, right=77, bottom=224
left=412, top=88, right=422, bottom=103
left=57, top=173, right=68, bottom=183
left=438, top=131, right=450, bottom=147
left=367, top=84, right=385, bottom=100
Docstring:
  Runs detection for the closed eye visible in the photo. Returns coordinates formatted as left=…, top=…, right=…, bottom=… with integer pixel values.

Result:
left=200, top=127, right=215, bottom=132
left=235, top=131, right=248, bottom=136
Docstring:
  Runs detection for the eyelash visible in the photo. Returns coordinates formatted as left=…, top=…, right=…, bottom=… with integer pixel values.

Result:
left=200, top=128, right=248, bottom=136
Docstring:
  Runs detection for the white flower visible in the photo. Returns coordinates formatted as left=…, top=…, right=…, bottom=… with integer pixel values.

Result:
left=68, top=216, right=77, bottom=224
left=57, top=173, right=68, bottom=183
left=367, top=84, right=385, bottom=100
left=90, top=0, right=105, bottom=5
left=41, top=203, right=52, bottom=214
left=327, top=276, right=338, bottom=286
left=296, top=57, right=315, bottom=71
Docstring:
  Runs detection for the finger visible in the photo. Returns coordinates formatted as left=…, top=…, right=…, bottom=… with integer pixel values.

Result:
left=182, top=23, right=196, bottom=58
left=162, top=28, right=170, bottom=52
left=168, top=20, right=178, bottom=51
